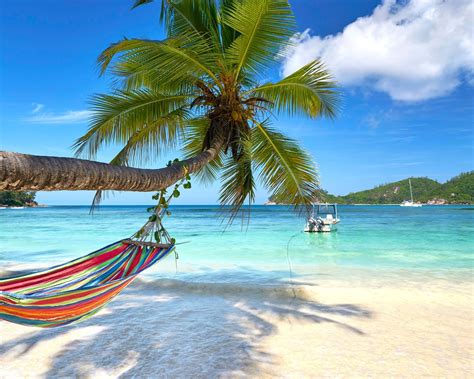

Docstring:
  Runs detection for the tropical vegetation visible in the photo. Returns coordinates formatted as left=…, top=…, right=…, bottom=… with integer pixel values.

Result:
left=296, top=172, right=474, bottom=204
left=0, top=191, right=37, bottom=207
left=430, top=172, right=474, bottom=204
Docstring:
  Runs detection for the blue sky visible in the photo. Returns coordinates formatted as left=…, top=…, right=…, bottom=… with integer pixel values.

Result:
left=0, top=0, right=472, bottom=205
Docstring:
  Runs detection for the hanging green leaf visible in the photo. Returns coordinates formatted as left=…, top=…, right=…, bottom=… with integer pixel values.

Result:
left=154, top=231, right=161, bottom=242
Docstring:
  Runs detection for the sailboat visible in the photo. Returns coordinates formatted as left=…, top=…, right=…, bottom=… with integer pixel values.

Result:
left=400, top=179, right=422, bottom=207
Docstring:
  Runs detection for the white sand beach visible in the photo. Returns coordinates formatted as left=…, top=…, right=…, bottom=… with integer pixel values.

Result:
left=1, top=275, right=472, bottom=378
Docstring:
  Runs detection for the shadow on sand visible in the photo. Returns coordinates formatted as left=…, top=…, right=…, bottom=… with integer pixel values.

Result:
left=0, top=269, right=372, bottom=378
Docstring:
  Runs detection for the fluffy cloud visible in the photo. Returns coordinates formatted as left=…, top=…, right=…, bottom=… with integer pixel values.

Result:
left=282, top=0, right=474, bottom=101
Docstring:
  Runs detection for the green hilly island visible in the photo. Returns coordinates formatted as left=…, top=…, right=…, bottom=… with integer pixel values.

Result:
left=323, top=171, right=473, bottom=204
left=0, top=191, right=37, bottom=207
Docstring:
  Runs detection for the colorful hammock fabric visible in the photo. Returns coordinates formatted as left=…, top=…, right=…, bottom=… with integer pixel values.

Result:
left=0, top=239, right=174, bottom=328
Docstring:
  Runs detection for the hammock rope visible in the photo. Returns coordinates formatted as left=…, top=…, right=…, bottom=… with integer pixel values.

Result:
left=0, top=176, right=187, bottom=328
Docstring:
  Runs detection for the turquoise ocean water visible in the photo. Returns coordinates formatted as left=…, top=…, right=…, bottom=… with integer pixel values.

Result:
left=0, top=205, right=472, bottom=284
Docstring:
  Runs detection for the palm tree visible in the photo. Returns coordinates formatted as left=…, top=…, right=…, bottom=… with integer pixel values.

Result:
left=1, top=0, right=338, bottom=215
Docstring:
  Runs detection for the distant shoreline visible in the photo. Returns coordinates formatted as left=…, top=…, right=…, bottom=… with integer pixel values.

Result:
left=0, top=204, right=47, bottom=209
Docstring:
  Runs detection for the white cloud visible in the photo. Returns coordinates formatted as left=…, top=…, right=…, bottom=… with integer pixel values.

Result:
left=25, top=110, right=92, bottom=124
left=282, top=0, right=474, bottom=101
left=31, top=103, right=44, bottom=114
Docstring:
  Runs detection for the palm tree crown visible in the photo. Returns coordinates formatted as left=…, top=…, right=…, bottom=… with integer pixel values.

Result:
left=74, top=0, right=339, bottom=216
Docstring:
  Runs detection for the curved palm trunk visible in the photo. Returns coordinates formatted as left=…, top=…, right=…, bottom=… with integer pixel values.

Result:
left=0, top=144, right=221, bottom=191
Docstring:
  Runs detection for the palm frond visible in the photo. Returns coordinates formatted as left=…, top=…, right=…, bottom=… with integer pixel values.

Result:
left=89, top=189, right=113, bottom=213
left=98, top=35, right=220, bottom=88
left=153, top=0, right=240, bottom=57
left=219, top=133, right=255, bottom=221
left=223, top=0, right=294, bottom=80
left=252, top=120, right=320, bottom=211
left=131, top=0, right=153, bottom=9
left=73, top=90, right=190, bottom=158
left=181, top=117, right=224, bottom=185
left=159, top=0, right=219, bottom=39
left=108, top=108, right=190, bottom=167
left=218, top=0, right=240, bottom=51
left=248, top=60, right=339, bottom=119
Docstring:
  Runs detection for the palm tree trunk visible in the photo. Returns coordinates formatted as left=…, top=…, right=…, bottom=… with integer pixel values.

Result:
left=0, top=143, right=222, bottom=191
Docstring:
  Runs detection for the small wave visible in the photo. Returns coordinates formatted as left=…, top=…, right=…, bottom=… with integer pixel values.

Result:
left=0, top=266, right=316, bottom=301
left=131, top=277, right=315, bottom=301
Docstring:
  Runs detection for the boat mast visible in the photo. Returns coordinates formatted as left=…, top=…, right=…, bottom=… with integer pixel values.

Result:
left=409, top=179, right=414, bottom=202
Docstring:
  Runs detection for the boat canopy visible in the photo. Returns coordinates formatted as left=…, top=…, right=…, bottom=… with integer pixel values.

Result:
left=314, top=204, right=338, bottom=217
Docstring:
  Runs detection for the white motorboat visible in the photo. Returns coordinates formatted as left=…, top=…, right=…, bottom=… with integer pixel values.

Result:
left=400, top=179, right=422, bottom=207
left=304, top=203, right=340, bottom=232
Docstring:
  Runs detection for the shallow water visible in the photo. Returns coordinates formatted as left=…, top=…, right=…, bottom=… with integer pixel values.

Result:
left=0, top=205, right=472, bottom=284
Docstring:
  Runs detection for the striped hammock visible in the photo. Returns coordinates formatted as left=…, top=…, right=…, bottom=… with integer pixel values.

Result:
left=0, top=239, right=174, bottom=328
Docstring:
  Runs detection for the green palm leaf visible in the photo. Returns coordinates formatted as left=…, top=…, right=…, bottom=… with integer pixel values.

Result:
left=252, top=121, right=320, bottom=209
left=133, top=0, right=219, bottom=37
left=73, top=90, right=190, bottom=158
left=133, top=0, right=238, bottom=53
left=223, top=0, right=294, bottom=79
left=109, top=108, right=190, bottom=167
left=249, top=60, right=339, bottom=118
left=159, top=0, right=219, bottom=40
left=218, top=0, right=240, bottom=51
left=131, top=0, right=153, bottom=9
left=98, top=35, right=220, bottom=88
left=219, top=134, right=255, bottom=220
left=181, top=117, right=224, bottom=185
